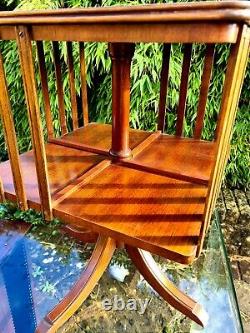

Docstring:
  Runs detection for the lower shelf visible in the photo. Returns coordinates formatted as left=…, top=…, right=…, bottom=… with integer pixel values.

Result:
left=0, top=124, right=215, bottom=263
left=0, top=143, right=105, bottom=209
left=55, top=122, right=151, bottom=153
left=54, top=163, right=208, bottom=264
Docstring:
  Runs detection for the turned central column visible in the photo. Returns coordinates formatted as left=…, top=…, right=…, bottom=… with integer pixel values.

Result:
left=108, top=43, right=135, bottom=159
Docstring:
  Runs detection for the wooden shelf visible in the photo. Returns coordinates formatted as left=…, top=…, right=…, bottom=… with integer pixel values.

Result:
left=0, top=124, right=211, bottom=264
left=0, top=143, right=104, bottom=209
left=128, top=134, right=217, bottom=185
left=53, top=163, right=207, bottom=264
left=51, top=123, right=151, bottom=154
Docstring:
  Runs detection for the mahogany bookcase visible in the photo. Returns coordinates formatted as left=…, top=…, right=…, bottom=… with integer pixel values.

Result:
left=0, top=2, right=249, bottom=332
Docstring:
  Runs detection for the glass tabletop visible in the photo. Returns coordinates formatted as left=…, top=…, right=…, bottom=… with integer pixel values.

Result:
left=0, top=212, right=243, bottom=333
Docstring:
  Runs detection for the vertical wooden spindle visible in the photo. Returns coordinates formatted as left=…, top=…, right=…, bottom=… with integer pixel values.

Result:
left=0, top=178, right=4, bottom=202
left=52, top=41, right=67, bottom=135
left=0, top=49, right=27, bottom=210
left=16, top=25, right=52, bottom=220
left=36, top=41, right=54, bottom=139
left=79, top=42, right=89, bottom=126
left=108, top=43, right=135, bottom=159
left=198, top=26, right=250, bottom=255
left=194, top=44, right=215, bottom=139
left=176, top=44, right=192, bottom=136
left=66, top=42, right=78, bottom=130
left=211, top=28, right=250, bottom=214
left=158, top=44, right=171, bottom=132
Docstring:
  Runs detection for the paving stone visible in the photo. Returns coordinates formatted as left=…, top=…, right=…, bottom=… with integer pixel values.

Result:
left=58, top=320, right=83, bottom=333
left=234, top=190, right=250, bottom=216
left=230, top=260, right=241, bottom=280
left=234, top=189, right=250, bottom=228
left=218, top=189, right=250, bottom=330
left=240, top=231, right=250, bottom=257
left=235, top=280, right=250, bottom=332
left=244, top=323, right=250, bottom=333
left=216, top=191, right=226, bottom=220
left=223, top=188, right=240, bottom=224
left=239, top=260, right=250, bottom=284
left=246, top=190, right=250, bottom=206
left=221, top=224, right=241, bottom=255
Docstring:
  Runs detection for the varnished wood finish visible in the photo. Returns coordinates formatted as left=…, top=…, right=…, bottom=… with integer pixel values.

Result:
left=51, top=123, right=151, bottom=154
left=198, top=25, right=250, bottom=255
left=54, top=164, right=207, bottom=264
left=0, top=3, right=249, bottom=330
left=52, top=41, right=67, bottom=135
left=0, top=178, right=4, bottom=202
left=0, top=2, right=249, bottom=25
left=126, top=246, right=207, bottom=327
left=176, top=44, right=192, bottom=136
left=66, top=42, right=78, bottom=130
left=30, top=23, right=239, bottom=44
left=2, top=3, right=249, bottom=43
left=194, top=44, right=215, bottom=139
left=109, top=43, right=135, bottom=159
left=131, top=131, right=161, bottom=158
left=50, top=137, right=111, bottom=157
left=119, top=161, right=209, bottom=187
left=0, top=143, right=105, bottom=208
left=16, top=25, right=52, bottom=220
left=130, top=135, right=216, bottom=184
left=0, top=25, right=15, bottom=40
left=52, top=159, right=111, bottom=206
left=36, top=41, right=54, bottom=139
left=79, top=42, right=89, bottom=126
left=0, top=1, right=249, bottom=20
left=158, top=44, right=171, bottom=132
left=36, top=236, right=116, bottom=333
left=0, top=50, right=27, bottom=210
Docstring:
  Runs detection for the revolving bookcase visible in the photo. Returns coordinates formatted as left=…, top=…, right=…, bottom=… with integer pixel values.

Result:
left=0, top=2, right=249, bottom=332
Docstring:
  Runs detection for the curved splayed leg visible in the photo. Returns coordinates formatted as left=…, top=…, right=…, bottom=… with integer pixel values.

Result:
left=126, top=245, right=208, bottom=328
left=36, top=236, right=116, bottom=333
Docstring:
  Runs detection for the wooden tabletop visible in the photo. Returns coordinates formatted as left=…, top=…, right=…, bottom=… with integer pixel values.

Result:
left=0, top=1, right=249, bottom=25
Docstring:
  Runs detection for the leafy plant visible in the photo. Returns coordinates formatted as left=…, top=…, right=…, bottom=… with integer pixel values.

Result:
left=41, top=281, right=57, bottom=295
left=32, top=264, right=44, bottom=278
left=0, top=0, right=249, bottom=189
left=0, top=201, right=61, bottom=226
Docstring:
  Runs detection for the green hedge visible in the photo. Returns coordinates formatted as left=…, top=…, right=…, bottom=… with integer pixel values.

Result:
left=0, top=0, right=249, bottom=189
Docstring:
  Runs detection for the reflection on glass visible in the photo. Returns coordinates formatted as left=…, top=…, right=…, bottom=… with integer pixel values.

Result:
left=0, top=213, right=243, bottom=333
left=0, top=221, right=93, bottom=332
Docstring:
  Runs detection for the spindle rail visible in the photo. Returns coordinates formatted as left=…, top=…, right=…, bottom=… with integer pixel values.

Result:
left=0, top=2, right=249, bottom=332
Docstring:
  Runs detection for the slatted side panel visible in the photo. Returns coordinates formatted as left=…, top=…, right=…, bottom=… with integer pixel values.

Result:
left=36, top=41, right=54, bottom=139
left=16, top=25, right=52, bottom=220
left=0, top=178, right=4, bottom=202
left=0, top=48, right=27, bottom=209
left=193, top=44, right=215, bottom=139
left=35, top=40, right=89, bottom=136
left=66, top=42, right=78, bottom=131
left=198, top=25, right=250, bottom=254
left=52, top=41, right=67, bottom=135
left=175, top=44, right=192, bottom=137
left=157, top=42, right=229, bottom=140
left=0, top=36, right=90, bottom=214
left=158, top=43, right=171, bottom=132
left=79, top=42, right=89, bottom=126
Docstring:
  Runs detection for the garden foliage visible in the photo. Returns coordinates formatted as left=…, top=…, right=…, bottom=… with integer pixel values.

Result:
left=0, top=0, right=249, bottom=189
